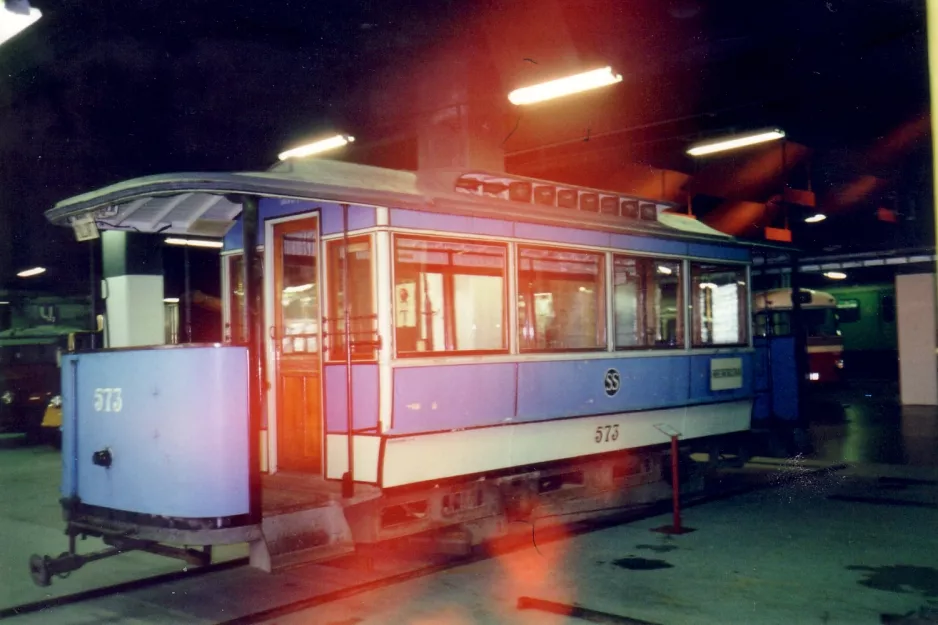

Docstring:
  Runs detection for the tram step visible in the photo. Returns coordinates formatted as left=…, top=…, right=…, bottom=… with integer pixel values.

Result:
left=249, top=500, right=355, bottom=572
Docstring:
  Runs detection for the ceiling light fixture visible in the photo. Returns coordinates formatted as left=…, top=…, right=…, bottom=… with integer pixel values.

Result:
left=687, top=129, right=785, bottom=157
left=804, top=213, right=827, bottom=223
left=278, top=134, right=355, bottom=160
left=0, top=1, right=41, bottom=48
left=824, top=271, right=847, bottom=280
left=164, top=237, right=223, bottom=249
left=508, top=66, right=623, bottom=106
left=16, top=266, right=46, bottom=278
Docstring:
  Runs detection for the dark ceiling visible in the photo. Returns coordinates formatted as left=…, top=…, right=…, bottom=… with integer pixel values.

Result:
left=0, top=0, right=932, bottom=291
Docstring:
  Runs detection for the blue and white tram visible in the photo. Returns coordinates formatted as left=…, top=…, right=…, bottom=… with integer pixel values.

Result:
left=32, top=159, right=763, bottom=583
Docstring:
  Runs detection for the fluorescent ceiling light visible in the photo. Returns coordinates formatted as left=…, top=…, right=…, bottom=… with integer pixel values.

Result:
left=824, top=271, right=847, bottom=280
left=699, top=282, right=719, bottom=289
left=163, top=297, right=180, bottom=304
left=687, top=130, right=785, bottom=157
left=17, top=266, right=45, bottom=277
left=278, top=134, right=355, bottom=160
left=508, top=66, right=623, bottom=106
left=165, top=237, right=223, bottom=249
left=656, top=265, right=673, bottom=275
left=804, top=213, right=827, bottom=223
left=0, top=1, right=41, bottom=48
left=0, top=301, right=9, bottom=305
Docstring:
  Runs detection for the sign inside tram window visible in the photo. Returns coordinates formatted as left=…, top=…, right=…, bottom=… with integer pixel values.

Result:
left=710, top=357, right=743, bottom=391
left=71, top=214, right=100, bottom=241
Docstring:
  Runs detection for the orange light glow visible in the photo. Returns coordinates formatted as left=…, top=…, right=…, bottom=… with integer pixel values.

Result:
left=508, top=67, right=622, bottom=106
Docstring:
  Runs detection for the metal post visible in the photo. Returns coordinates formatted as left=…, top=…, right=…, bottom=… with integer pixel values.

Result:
left=652, top=424, right=694, bottom=535
left=88, top=239, right=97, bottom=349
left=789, top=250, right=807, bottom=428
left=184, top=244, right=192, bottom=343
left=241, top=196, right=262, bottom=523
left=342, top=203, right=355, bottom=498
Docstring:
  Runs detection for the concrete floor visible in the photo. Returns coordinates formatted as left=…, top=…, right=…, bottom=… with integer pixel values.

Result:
left=1, top=381, right=936, bottom=624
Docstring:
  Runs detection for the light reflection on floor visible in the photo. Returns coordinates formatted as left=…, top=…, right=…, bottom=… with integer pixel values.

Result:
left=806, top=379, right=938, bottom=466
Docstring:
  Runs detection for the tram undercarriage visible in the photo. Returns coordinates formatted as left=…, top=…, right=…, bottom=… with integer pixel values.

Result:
left=30, top=437, right=754, bottom=587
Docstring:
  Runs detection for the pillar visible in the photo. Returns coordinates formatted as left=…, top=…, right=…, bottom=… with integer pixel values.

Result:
left=896, top=273, right=938, bottom=405
left=100, top=231, right=164, bottom=347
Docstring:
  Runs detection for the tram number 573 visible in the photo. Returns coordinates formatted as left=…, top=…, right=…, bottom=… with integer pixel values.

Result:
left=93, top=388, right=123, bottom=413
left=595, top=424, right=619, bottom=443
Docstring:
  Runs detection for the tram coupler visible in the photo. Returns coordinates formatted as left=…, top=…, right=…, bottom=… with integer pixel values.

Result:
left=29, top=546, right=122, bottom=587
left=29, top=532, right=212, bottom=587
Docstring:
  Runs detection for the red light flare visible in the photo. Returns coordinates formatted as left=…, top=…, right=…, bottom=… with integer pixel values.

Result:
left=485, top=519, right=578, bottom=612
left=699, top=200, right=775, bottom=238
left=686, top=141, right=811, bottom=202
left=820, top=174, right=888, bottom=214
left=818, top=113, right=928, bottom=215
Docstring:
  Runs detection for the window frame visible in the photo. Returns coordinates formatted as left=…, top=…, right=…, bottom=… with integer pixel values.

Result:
left=689, top=260, right=750, bottom=348
left=392, top=233, right=510, bottom=358
left=516, top=243, right=607, bottom=353
left=611, top=253, right=686, bottom=351
left=325, top=234, right=378, bottom=363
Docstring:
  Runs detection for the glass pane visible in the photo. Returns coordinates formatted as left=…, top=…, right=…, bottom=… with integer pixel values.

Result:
left=280, top=229, right=319, bottom=355
left=518, top=247, right=605, bottom=351
left=454, top=274, right=504, bottom=350
left=691, top=262, right=749, bottom=346
left=614, top=256, right=683, bottom=348
left=327, top=237, right=375, bottom=361
left=227, top=255, right=244, bottom=343
left=394, top=237, right=506, bottom=355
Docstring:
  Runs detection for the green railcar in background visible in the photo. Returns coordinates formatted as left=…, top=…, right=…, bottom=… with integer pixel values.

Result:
left=824, top=284, right=898, bottom=380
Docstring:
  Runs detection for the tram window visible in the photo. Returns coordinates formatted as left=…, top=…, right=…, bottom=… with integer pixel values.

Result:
left=881, top=295, right=896, bottom=324
left=326, top=237, right=376, bottom=361
left=691, top=262, right=749, bottom=346
left=280, top=230, right=319, bottom=355
left=836, top=299, right=861, bottom=323
left=518, top=246, right=605, bottom=351
left=613, top=256, right=683, bottom=348
left=394, top=236, right=507, bottom=355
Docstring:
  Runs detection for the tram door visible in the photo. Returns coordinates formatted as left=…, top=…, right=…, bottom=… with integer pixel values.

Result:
left=271, top=216, right=323, bottom=473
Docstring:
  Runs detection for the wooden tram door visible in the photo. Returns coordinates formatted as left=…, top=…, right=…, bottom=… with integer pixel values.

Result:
left=272, top=216, right=323, bottom=473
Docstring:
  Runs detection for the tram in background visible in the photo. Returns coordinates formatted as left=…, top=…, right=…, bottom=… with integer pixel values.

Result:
left=30, top=159, right=788, bottom=585
left=753, top=287, right=844, bottom=384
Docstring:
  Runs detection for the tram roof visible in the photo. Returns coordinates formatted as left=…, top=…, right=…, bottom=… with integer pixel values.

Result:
left=45, top=159, right=772, bottom=247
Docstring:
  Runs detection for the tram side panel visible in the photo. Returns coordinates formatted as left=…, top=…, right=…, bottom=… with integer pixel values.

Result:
left=380, top=352, right=753, bottom=488
left=60, top=346, right=251, bottom=520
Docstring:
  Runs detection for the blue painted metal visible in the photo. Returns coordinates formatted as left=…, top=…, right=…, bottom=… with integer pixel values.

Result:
left=609, top=233, right=689, bottom=256
left=687, top=242, right=751, bottom=262
left=391, top=363, right=517, bottom=433
left=388, top=353, right=753, bottom=434
left=224, top=200, right=750, bottom=263
left=61, top=346, right=250, bottom=519
left=223, top=219, right=242, bottom=252
left=223, top=200, right=377, bottom=251
left=390, top=208, right=514, bottom=237
left=514, top=223, right=612, bottom=248
left=752, top=337, right=799, bottom=422
left=324, top=364, right=380, bottom=432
